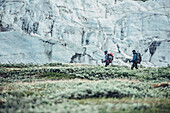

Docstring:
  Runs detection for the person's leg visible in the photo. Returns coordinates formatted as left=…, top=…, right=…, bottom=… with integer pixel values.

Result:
left=105, top=62, right=107, bottom=67
left=131, top=62, right=135, bottom=70
left=105, top=61, right=109, bottom=67
left=135, top=62, right=138, bottom=69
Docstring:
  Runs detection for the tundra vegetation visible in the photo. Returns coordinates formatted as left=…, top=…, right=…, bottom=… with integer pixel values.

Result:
left=0, top=63, right=169, bottom=113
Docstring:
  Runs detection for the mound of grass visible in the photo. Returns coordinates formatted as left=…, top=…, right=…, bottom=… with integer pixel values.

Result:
left=73, top=98, right=170, bottom=113
left=0, top=63, right=170, bottom=83
left=0, top=63, right=39, bottom=68
left=0, top=63, right=169, bottom=113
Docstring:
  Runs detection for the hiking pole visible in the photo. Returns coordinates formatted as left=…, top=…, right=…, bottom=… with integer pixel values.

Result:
left=101, top=59, right=104, bottom=66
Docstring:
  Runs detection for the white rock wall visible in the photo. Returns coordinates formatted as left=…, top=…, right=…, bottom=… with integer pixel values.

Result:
left=0, top=0, right=170, bottom=66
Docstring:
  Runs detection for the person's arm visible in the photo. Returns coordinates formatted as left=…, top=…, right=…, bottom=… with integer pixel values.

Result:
left=130, top=54, right=136, bottom=62
left=105, top=54, right=108, bottom=61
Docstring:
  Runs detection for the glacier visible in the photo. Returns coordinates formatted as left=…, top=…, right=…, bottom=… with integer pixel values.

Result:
left=0, top=0, right=170, bottom=67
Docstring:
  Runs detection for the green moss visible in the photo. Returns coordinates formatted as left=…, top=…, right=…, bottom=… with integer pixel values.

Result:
left=39, top=72, right=76, bottom=80
left=72, top=98, right=170, bottom=113
left=4, top=91, right=34, bottom=98
left=130, top=103, right=170, bottom=113
left=1, top=63, right=170, bottom=82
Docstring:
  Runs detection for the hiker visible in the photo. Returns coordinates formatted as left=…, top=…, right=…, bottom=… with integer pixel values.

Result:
left=130, top=50, right=138, bottom=70
left=102, top=51, right=113, bottom=67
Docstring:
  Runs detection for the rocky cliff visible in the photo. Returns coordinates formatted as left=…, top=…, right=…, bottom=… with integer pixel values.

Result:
left=0, top=0, right=170, bottom=66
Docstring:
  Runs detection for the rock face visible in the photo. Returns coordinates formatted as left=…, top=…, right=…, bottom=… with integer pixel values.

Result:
left=0, top=0, right=170, bottom=66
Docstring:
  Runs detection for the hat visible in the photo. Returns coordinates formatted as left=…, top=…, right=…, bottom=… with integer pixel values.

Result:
left=132, top=50, right=136, bottom=53
left=104, top=51, right=108, bottom=54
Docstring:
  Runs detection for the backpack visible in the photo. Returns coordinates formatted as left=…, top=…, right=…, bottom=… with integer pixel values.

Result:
left=108, top=53, right=113, bottom=63
left=136, top=53, right=142, bottom=64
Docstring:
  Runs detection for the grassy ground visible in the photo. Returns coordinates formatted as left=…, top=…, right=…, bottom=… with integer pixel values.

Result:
left=0, top=63, right=169, bottom=113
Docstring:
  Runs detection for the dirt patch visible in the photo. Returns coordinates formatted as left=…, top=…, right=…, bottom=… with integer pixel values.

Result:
left=15, top=79, right=92, bottom=86
left=0, top=86, right=13, bottom=93
left=152, top=83, right=169, bottom=88
left=14, top=78, right=140, bottom=86
left=112, top=78, right=140, bottom=83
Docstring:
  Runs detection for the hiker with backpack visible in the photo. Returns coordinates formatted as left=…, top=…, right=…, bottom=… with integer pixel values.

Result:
left=130, top=50, right=141, bottom=70
left=102, top=51, right=114, bottom=67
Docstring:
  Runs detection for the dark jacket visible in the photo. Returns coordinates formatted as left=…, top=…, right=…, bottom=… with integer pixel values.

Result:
left=105, top=54, right=108, bottom=61
left=131, top=52, right=137, bottom=62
